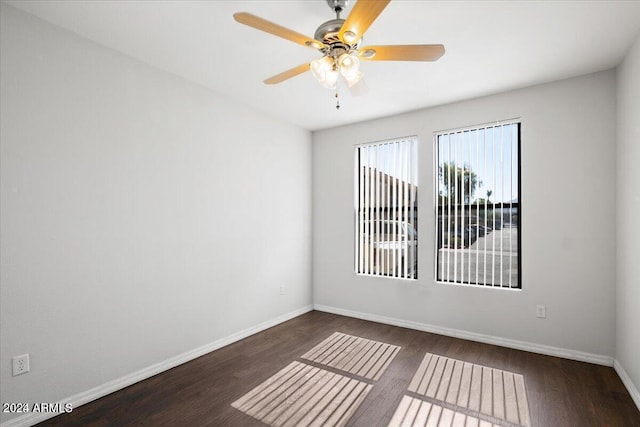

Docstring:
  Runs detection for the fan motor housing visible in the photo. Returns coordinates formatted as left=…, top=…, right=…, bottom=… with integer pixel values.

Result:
left=314, top=18, right=345, bottom=44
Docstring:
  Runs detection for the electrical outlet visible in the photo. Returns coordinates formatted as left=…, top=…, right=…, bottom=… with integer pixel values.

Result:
left=279, top=285, right=285, bottom=295
left=536, top=305, right=546, bottom=319
left=12, top=354, right=30, bottom=376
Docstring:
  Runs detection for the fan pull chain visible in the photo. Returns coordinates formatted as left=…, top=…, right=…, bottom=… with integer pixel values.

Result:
left=335, top=90, right=340, bottom=110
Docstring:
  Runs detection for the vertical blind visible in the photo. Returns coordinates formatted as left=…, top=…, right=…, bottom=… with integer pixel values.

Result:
left=435, top=122, right=521, bottom=288
left=354, top=137, right=418, bottom=280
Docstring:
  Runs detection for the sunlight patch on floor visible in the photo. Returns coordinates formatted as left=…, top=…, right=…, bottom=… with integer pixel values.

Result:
left=401, top=353, right=531, bottom=427
left=301, top=331, right=401, bottom=380
left=232, top=361, right=372, bottom=427
left=232, top=332, right=401, bottom=426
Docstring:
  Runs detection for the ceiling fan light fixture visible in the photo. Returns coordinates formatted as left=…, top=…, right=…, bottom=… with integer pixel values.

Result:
left=339, top=53, right=363, bottom=87
left=343, top=70, right=363, bottom=87
left=325, top=69, right=339, bottom=89
left=339, top=53, right=357, bottom=70
left=310, top=56, right=338, bottom=89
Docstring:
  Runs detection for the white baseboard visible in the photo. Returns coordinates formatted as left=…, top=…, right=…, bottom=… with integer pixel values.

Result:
left=0, top=305, right=313, bottom=427
left=614, top=359, right=640, bottom=411
left=313, top=304, right=614, bottom=366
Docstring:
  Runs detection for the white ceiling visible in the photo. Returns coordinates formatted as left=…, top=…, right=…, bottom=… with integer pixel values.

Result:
left=6, top=0, right=640, bottom=131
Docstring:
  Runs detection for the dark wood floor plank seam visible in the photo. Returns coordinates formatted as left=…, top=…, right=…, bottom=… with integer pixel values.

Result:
left=295, top=358, right=377, bottom=385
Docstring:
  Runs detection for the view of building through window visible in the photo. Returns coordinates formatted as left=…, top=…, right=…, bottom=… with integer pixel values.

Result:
left=435, top=122, right=521, bottom=288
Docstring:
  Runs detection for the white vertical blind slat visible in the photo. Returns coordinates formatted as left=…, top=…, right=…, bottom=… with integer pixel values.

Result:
left=453, top=132, right=458, bottom=284
left=403, top=141, right=409, bottom=278
left=375, top=146, right=380, bottom=275
left=439, top=138, right=445, bottom=281
left=392, top=142, right=398, bottom=278
left=412, top=140, right=418, bottom=278
left=475, top=130, right=480, bottom=285
left=483, top=130, right=488, bottom=285
left=356, top=149, right=362, bottom=273
left=492, top=128, right=497, bottom=286
left=446, top=135, right=455, bottom=282
left=366, top=147, right=372, bottom=274
left=363, top=147, right=369, bottom=274
left=500, top=125, right=505, bottom=286
left=510, top=126, right=516, bottom=287
left=387, top=143, right=392, bottom=275
left=461, top=132, right=466, bottom=283
left=397, top=141, right=408, bottom=277
left=360, top=149, right=364, bottom=273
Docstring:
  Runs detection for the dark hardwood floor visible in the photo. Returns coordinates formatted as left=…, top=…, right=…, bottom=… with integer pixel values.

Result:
left=36, top=311, right=639, bottom=426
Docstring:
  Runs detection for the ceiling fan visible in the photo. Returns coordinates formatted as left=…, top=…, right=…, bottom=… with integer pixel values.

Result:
left=233, top=0, right=444, bottom=108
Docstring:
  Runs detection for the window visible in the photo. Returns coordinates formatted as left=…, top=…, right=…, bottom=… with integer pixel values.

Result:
left=435, top=122, right=521, bottom=288
left=355, top=137, right=418, bottom=280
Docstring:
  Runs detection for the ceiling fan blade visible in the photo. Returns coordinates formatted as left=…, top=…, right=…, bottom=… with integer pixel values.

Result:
left=339, top=0, right=390, bottom=44
left=359, top=44, right=445, bottom=61
left=264, top=63, right=311, bottom=85
left=234, top=12, right=325, bottom=49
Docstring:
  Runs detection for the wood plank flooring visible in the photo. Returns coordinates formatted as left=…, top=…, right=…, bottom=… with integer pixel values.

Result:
left=36, top=311, right=640, bottom=427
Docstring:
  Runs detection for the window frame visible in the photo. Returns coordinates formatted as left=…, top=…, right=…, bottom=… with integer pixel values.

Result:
left=433, top=120, right=522, bottom=289
left=354, top=136, right=419, bottom=280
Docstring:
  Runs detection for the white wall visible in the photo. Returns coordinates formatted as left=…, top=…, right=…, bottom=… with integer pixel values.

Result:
left=0, top=4, right=311, bottom=423
left=313, top=70, right=617, bottom=358
left=616, top=32, right=640, bottom=401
